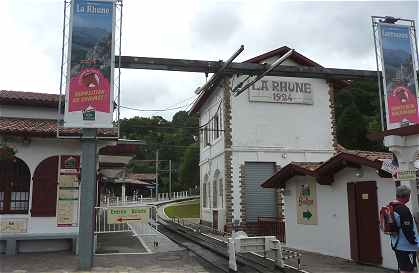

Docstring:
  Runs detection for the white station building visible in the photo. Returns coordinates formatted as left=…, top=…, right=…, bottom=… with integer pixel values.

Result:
left=0, top=90, right=140, bottom=255
left=191, top=46, right=402, bottom=270
left=190, top=46, right=341, bottom=230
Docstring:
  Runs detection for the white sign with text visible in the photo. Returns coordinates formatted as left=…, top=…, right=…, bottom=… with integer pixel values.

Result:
left=248, top=76, right=314, bottom=105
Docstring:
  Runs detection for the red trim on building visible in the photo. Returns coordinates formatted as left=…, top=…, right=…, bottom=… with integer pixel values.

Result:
left=368, top=124, right=419, bottom=140
left=244, top=46, right=321, bottom=67
left=99, top=162, right=126, bottom=169
left=0, top=117, right=117, bottom=138
left=99, top=144, right=139, bottom=156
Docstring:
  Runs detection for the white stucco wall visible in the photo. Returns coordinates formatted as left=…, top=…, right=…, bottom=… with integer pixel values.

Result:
left=229, top=69, right=334, bottom=221
left=284, top=166, right=397, bottom=270
left=199, top=86, right=226, bottom=228
left=230, top=75, right=333, bottom=151
left=198, top=54, right=336, bottom=227
left=0, top=137, right=81, bottom=235
left=0, top=136, right=114, bottom=235
left=0, top=104, right=59, bottom=120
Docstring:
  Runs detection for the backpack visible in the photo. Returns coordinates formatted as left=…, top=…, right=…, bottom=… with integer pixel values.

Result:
left=379, top=201, right=401, bottom=235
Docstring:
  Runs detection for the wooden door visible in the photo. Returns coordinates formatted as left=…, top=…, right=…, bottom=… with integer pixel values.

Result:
left=347, top=181, right=382, bottom=265
left=213, top=210, right=218, bottom=230
left=31, top=156, right=59, bottom=216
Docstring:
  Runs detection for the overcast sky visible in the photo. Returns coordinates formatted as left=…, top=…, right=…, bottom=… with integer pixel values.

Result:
left=0, top=0, right=417, bottom=120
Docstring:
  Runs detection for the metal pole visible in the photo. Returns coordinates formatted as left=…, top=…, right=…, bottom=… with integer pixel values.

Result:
left=57, top=0, right=68, bottom=138
left=155, top=150, right=159, bottom=201
left=169, top=160, right=172, bottom=199
left=79, top=128, right=97, bottom=270
left=197, top=45, right=244, bottom=95
left=233, top=49, right=294, bottom=96
left=371, top=17, right=385, bottom=131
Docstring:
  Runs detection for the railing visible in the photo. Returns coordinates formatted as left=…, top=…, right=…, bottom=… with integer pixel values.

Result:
left=257, top=217, right=286, bottom=243
left=224, top=217, right=286, bottom=243
left=100, top=191, right=191, bottom=206
left=95, top=205, right=158, bottom=234
left=156, top=191, right=190, bottom=201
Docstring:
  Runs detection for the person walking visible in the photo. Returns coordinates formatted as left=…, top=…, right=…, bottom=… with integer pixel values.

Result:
left=391, top=185, right=419, bottom=273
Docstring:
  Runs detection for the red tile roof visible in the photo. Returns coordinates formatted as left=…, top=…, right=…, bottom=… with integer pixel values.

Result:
left=0, top=117, right=117, bottom=138
left=0, top=90, right=62, bottom=108
left=244, top=46, right=321, bottom=67
left=127, top=173, right=157, bottom=181
left=262, top=149, right=393, bottom=188
left=99, top=144, right=140, bottom=156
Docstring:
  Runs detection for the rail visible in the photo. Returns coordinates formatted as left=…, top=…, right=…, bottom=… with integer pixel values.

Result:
left=163, top=217, right=302, bottom=272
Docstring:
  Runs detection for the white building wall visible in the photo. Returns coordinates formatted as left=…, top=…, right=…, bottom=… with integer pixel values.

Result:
left=0, top=137, right=81, bottom=235
left=198, top=55, right=337, bottom=226
left=284, top=167, right=397, bottom=270
left=230, top=75, right=333, bottom=150
left=0, top=137, right=113, bottom=235
left=199, top=86, right=226, bottom=226
left=0, top=105, right=59, bottom=120
left=229, top=70, right=334, bottom=221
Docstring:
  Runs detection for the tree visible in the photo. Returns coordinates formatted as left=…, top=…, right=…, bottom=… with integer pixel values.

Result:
left=120, top=111, right=199, bottom=192
left=335, top=80, right=385, bottom=151
left=179, top=143, right=199, bottom=190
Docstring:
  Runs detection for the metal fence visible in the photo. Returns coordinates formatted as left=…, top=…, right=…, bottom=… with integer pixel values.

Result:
left=94, top=205, right=158, bottom=234
left=100, top=191, right=191, bottom=207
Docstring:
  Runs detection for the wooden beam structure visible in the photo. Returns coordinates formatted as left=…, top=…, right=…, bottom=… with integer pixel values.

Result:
left=115, top=56, right=378, bottom=80
left=368, top=124, right=419, bottom=140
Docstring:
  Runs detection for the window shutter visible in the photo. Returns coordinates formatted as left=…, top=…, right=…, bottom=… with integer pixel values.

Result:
left=31, top=156, right=58, bottom=217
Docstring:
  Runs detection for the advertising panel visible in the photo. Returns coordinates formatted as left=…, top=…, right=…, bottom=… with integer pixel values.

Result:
left=0, top=219, right=28, bottom=233
left=57, top=155, right=81, bottom=227
left=64, top=0, right=115, bottom=128
left=296, top=179, right=318, bottom=225
left=378, top=23, right=419, bottom=129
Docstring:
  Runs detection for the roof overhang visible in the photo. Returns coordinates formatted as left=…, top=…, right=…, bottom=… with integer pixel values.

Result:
left=262, top=151, right=392, bottom=189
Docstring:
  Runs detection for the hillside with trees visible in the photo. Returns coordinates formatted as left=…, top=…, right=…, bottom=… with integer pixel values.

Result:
left=119, top=111, right=200, bottom=193
left=335, top=79, right=386, bottom=152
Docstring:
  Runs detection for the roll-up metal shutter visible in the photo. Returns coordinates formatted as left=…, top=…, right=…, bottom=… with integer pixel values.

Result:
left=244, top=162, right=276, bottom=222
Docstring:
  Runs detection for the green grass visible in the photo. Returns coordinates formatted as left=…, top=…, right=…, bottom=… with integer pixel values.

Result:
left=164, top=199, right=200, bottom=218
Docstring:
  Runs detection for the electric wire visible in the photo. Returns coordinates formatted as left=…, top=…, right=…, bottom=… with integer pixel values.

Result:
left=120, top=94, right=197, bottom=112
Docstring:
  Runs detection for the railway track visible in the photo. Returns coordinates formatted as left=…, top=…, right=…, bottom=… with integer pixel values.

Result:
left=158, top=219, right=300, bottom=273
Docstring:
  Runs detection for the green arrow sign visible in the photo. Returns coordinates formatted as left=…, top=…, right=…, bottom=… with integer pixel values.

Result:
left=303, top=210, right=312, bottom=220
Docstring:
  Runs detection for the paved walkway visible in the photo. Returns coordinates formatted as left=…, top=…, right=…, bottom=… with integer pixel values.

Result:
left=285, top=250, right=396, bottom=273
left=129, top=223, right=183, bottom=253
left=0, top=250, right=217, bottom=273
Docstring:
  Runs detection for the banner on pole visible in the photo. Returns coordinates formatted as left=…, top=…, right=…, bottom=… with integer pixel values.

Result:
left=378, top=23, right=419, bottom=129
left=64, top=0, right=115, bottom=128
